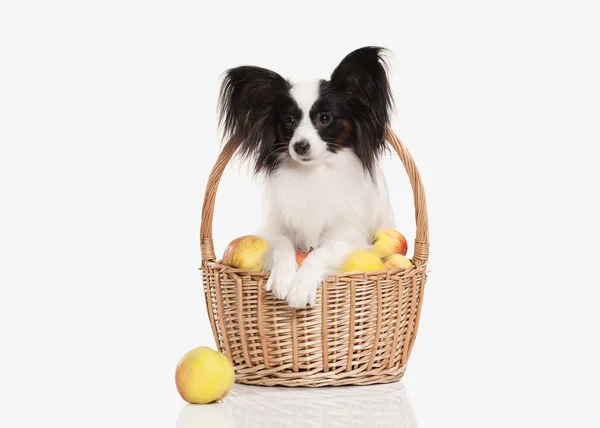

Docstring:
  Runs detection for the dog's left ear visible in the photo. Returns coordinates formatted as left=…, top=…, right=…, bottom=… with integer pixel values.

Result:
left=330, top=46, right=393, bottom=112
left=331, top=47, right=393, bottom=177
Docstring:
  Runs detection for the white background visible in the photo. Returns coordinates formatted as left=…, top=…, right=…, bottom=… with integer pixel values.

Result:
left=1, top=1, right=599, bottom=427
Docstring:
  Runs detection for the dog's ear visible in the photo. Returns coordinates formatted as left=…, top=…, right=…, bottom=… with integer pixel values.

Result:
left=218, top=66, right=290, bottom=145
left=218, top=66, right=290, bottom=173
left=330, top=47, right=393, bottom=113
left=331, top=48, right=393, bottom=178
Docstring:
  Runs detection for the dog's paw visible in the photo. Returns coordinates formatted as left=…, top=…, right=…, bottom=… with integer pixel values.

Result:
left=287, top=265, right=323, bottom=308
left=265, top=259, right=297, bottom=300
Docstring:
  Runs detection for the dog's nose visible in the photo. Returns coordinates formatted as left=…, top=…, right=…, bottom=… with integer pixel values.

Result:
left=293, top=140, right=310, bottom=156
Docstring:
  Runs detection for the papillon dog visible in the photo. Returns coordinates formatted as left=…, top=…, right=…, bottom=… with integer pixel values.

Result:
left=218, top=47, right=395, bottom=308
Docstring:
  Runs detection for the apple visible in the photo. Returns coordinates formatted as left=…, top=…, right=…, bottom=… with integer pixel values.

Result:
left=372, top=228, right=408, bottom=258
left=384, top=253, right=412, bottom=270
left=295, top=247, right=313, bottom=268
left=340, top=250, right=386, bottom=273
left=175, top=346, right=235, bottom=404
left=296, top=251, right=308, bottom=267
left=222, top=235, right=268, bottom=271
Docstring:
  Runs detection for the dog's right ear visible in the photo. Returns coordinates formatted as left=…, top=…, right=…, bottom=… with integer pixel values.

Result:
left=218, top=66, right=290, bottom=149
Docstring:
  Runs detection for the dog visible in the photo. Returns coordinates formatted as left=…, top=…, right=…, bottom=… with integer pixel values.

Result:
left=218, top=47, right=395, bottom=308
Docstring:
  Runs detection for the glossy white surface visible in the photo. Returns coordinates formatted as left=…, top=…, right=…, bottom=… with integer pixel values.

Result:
left=177, top=383, right=416, bottom=428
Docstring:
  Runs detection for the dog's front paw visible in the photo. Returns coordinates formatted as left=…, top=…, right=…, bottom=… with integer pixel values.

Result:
left=265, top=259, right=297, bottom=300
left=287, top=265, right=323, bottom=308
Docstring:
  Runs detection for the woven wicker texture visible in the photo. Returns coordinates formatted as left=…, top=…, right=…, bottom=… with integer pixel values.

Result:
left=200, top=129, right=429, bottom=387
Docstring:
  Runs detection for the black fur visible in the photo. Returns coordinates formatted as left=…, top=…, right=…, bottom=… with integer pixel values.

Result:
left=218, top=66, right=294, bottom=174
left=217, top=47, right=393, bottom=177
left=325, top=46, right=393, bottom=176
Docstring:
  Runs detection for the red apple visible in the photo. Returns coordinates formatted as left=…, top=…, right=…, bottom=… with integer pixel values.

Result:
left=372, top=228, right=408, bottom=257
left=295, top=247, right=313, bottom=267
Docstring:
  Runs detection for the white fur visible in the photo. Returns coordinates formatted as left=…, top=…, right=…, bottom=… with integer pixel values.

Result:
left=261, top=79, right=395, bottom=308
left=288, top=81, right=327, bottom=163
left=261, top=150, right=395, bottom=308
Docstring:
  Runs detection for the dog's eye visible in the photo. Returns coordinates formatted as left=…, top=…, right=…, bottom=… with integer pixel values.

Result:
left=284, top=115, right=295, bottom=128
left=318, top=113, right=332, bottom=125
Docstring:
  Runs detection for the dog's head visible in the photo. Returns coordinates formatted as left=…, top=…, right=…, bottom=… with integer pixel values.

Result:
left=218, top=47, right=393, bottom=176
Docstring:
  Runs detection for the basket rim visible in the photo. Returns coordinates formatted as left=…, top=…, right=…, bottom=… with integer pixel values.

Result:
left=203, top=259, right=427, bottom=281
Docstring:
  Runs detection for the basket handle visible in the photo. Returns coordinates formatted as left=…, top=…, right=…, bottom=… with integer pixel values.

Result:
left=384, top=129, right=429, bottom=265
left=200, top=129, right=429, bottom=266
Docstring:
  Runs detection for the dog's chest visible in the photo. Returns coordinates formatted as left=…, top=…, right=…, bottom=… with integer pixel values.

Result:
left=266, top=155, right=378, bottom=248
left=280, top=172, right=341, bottom=223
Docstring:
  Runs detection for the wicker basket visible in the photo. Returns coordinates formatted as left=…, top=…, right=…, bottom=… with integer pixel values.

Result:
left=200, top=129, right=429, bottom=387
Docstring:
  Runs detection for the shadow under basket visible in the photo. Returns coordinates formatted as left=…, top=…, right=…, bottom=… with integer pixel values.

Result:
left=200, top=129, right=429, bottom=387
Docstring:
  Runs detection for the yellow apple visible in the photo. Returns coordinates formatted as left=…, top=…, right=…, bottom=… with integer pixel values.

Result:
left=175, top=346, right=235, bottom=404
left=222, top=235, right=268, bottom=271
left=384, top=253, right=412, bottom=270
left=340, top=250, right=386, bottom=273
left=372, top=228, right=408, bottom=258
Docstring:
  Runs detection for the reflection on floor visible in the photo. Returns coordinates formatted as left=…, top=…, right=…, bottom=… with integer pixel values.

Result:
left=177, top=381, right=417, bottom=428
